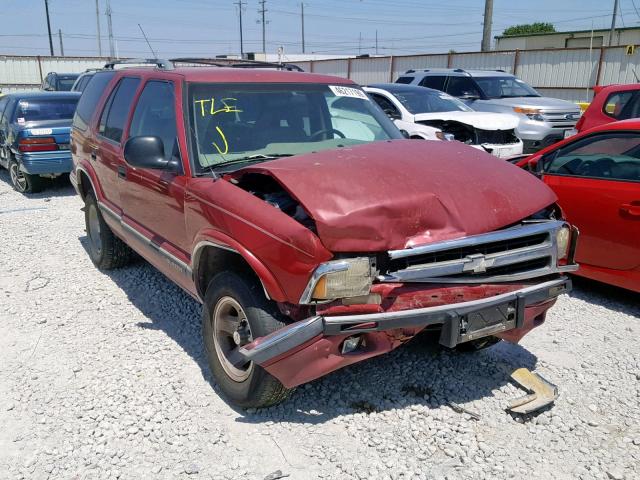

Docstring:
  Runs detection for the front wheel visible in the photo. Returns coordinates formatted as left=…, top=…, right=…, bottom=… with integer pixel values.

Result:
left=202, top=271, right=293, bottom=408
left=9, top=160, right=44, bottom=193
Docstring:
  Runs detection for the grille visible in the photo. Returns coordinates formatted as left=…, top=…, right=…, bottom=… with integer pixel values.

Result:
left=475, top=129, right=519, bottom=145
left=542, top=111, right=581, bottom=128
left=383, top=223, right=562, bottom=284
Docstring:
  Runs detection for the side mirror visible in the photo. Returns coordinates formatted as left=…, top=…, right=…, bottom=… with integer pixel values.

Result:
left=459, top=92, right=480, bottom=100
left=384, top=108, right=401, bottom=120
left=124, top=136, right=174, bottom=170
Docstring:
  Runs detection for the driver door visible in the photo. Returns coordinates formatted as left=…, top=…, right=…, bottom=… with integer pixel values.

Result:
left=540, top=131, right=640, bottom=271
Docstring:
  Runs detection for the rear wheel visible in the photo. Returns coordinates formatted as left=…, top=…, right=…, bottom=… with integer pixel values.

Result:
left=202, top=271, right=292, bottom=408
left=84, top=192, right=133, bottom=269
left=9, top=160, right=44, bottom=193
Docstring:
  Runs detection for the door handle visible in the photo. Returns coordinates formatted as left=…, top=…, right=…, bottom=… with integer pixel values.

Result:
left=620, top=202, right=640, bottom=217
left=117, top=166, right=127, bottom=179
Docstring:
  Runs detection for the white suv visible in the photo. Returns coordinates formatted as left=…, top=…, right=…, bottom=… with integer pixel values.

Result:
left=396, top=68, right=581, bottom=153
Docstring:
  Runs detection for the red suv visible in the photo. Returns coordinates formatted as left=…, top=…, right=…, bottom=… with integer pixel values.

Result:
left=70, top=59, right=577, bottom=408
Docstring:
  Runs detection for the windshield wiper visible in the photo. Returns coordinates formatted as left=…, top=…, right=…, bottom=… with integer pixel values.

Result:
left=209, top=153, right=293, bottom=169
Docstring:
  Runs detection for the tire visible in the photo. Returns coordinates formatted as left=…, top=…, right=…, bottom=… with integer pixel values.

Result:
left=9, top=160, right=44, bottom=193
left=455, top=336, right=501, bottom=352
left=202, top=271, right=293, bottom=408
left=84, top=192, right=133, bottom=270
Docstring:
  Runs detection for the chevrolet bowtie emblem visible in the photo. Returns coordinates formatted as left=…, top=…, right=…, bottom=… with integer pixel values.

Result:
left=462, top=253, right=494, bottom=273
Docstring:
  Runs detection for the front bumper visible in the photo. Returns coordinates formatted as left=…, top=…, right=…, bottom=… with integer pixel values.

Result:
left=17, top=150, right=73, bottom=175
left=472, top=141, right=523, bottom=159
left=239, top=276, right=572, bottom=387
left=522, top=134, right=565, bottom=153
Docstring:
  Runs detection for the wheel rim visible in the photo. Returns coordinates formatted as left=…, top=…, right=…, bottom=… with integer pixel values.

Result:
left=212, top=296, right=254, bottom=382
left=10, top=163, right=27, bottom=192
left=87, top=203, right=102, bottom=257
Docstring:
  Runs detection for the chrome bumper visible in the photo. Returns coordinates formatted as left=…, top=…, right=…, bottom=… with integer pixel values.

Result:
left=238, top=276, right=572, bottom=366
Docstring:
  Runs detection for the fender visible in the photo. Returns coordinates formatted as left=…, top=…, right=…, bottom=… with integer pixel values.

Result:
left=191, top=228, right=288, bottom=302
left=75, top=162, right=106, bottom=203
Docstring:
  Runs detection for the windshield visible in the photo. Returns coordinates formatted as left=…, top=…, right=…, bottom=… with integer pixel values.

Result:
left=57, top=76, right=79, bottom=91
left=474, top=76, right=540, bottom=99
left=14, top=98, right=79, bottom=122
left=188, top=83, right=401, bottom=170
left=390, top=89, right=473, bottom=114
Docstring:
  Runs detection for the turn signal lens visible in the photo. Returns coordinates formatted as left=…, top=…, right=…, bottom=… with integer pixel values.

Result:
left=311, top=257, right=374, bottom=301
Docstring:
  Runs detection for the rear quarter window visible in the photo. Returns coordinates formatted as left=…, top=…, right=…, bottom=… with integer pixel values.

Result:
left=395, top=76, right=414, bottom=84
left=73, top=71, right=116, bottom=131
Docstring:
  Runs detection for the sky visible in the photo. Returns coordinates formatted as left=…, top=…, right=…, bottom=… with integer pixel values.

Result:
left=0, top=0, right=637, bottom=59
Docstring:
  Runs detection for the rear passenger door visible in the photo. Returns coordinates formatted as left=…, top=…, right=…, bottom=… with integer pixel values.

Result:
left=94, top=77, right=140, bottom=211
left=121, top=80, right=189, bottom=255
left=0, top=96, right=11, bottom=168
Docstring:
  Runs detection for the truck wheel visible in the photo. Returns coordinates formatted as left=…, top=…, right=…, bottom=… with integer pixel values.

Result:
left=9, top=160, right=44, bottom=193
left=455, top=336, right=501, bottom=352
left=202, top=271, right=292, bottom=408
left=84, top=192, right=132, bottom=269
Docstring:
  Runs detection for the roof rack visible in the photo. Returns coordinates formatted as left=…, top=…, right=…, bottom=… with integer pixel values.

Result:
left=103, top=58, right=174, bottom=70
left=169, top=57, right=304, bottom=72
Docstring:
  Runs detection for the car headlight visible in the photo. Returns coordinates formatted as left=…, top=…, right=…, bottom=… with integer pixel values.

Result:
left=513, top=106, right=545, bottom=122
left=308, top=257, right=374, bottom=301
left=556, top=225, right=571, bottom=260
left=435, top=131, right=455, bottom=141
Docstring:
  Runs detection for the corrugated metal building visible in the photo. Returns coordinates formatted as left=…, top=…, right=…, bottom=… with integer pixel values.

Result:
left=495, top=26, right=640, bottom=50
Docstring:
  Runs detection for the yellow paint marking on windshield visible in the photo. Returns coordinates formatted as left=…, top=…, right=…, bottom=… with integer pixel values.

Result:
left=194, top=98, right=242, bottom=116
left=212, top=126, right=229, bottom=155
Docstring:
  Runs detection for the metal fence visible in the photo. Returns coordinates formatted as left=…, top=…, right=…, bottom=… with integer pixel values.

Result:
left=293, top=45, right=640, bottom=102
left=2, top=46, right=640, bottom=102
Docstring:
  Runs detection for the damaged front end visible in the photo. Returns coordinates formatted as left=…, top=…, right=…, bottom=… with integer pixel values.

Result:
left=417, top=119, right=520, bottom=151
left=229, top=212, right=579, bottom=389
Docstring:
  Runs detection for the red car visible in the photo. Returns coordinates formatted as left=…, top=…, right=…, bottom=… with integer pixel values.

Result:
left=70, top=59, right=577, bottom=408
left=517, top=120, right=640, bottom=292
left=575, top=83, right=640, bottom=133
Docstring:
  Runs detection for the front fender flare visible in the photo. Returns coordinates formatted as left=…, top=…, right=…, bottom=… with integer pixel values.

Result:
left=191, top=230, right=288, bottom=302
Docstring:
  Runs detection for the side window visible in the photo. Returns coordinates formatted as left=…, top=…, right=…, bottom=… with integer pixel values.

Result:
left=543, top=133, right=640, bottom=182
left=446, top=77, right=481, bottom=98
left=128, top=81, right=177, bottom=161
left=419, top=75, right=446, bottom=91
left=73, top=71, right=116, bottom=131
left=98, top=77, right=140, bottom=143
left=395, top=76, right=414, bottom=84
left=605, top=91, right=640, bottom=120
left=0, top=96, right=10, bottom=122
left=370, top=93, right=401, bottom=119
left=0, top=99, right=15, bottom=130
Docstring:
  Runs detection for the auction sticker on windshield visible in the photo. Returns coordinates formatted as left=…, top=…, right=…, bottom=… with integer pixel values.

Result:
left=329, top=85, right=368, bottom=100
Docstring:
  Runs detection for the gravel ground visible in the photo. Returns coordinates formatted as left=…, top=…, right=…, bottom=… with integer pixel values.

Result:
left=1, top=169, right=639, bottom=480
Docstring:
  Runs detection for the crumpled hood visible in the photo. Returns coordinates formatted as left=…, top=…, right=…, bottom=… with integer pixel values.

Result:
left=243, top=140, right=557, bottom=252
left=413, top=111, right=519, bottom=130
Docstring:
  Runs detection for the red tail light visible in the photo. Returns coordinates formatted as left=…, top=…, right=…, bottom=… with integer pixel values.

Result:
left=19, top=137, right=58, bottom=152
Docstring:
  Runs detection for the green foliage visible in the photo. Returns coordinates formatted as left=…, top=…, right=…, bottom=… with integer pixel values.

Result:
left=502, top=23, right=556, bottom=36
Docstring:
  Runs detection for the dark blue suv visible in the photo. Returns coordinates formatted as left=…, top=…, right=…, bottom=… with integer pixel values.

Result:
left=0, top=91, right=80, bottom=193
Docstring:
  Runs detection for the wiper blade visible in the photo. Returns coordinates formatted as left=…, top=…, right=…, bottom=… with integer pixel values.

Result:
left=211, top=153, right=293, bottom=169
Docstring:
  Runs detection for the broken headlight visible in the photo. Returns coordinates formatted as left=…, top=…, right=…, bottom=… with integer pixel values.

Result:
left=307, top=257, right=375, bottom=302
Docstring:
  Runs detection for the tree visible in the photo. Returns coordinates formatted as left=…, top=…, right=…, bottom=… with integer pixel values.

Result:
left=502, top=23, right=556, bottom=36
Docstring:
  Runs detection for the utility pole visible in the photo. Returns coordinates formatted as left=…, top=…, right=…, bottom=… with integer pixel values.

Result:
left=234, top=0, right=245, bottom=57
left=58, top=29, right=64, bottom=56
left=95, top=0, right=102, bottom=56
left=44, top=0, right=54, bottom=56
left=609, top=0, right=619, bottom=46
left=375, top=30, right=378, bottom=55
left=105, top=0, right=115, bottom=58
left=301, top=3, right=305, bottom=54
left=258, top=0, right=267, bottom=53
left=358, top=32, right=362, bottom=55
left=481, top=0, right=493, bottom=52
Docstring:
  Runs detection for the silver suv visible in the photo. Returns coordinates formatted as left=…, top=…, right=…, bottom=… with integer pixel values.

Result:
left=396, top=68, right=582, bottom=153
